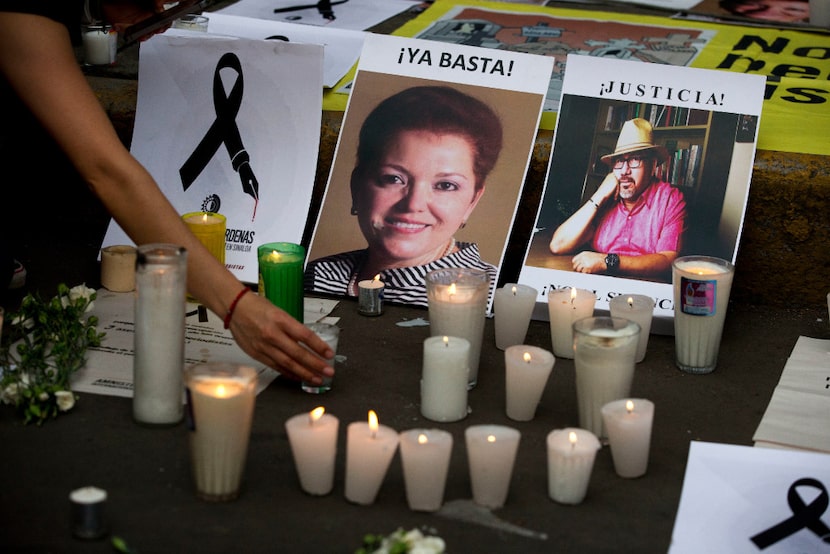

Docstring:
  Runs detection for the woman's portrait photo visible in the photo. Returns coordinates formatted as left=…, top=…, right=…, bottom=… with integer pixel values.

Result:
left=305, top=72, right=545, bottom=307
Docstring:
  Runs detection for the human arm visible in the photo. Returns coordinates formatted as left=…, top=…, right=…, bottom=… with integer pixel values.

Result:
left=0, top=10, right=333, bottom=383
left=571, top=250, right=678, bottom=276
left=549, top=172, right=618, bottom=254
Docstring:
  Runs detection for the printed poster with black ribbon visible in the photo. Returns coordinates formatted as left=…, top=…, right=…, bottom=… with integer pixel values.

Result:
left=518, top=54, right=766, bottom=327
left=102, top=34, right=324, bottom=283
left=670, top=441, right=830, bottom=553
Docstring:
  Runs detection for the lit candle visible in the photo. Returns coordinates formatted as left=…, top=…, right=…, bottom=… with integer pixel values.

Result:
left=285, top=407, right=340, bottom=495
left=609, top=294, right=654, bottom=363
left=547, top=428, right=601, bottom=504
left=573, top=316, right=640, bottom=438
left=504, top=345, right=555, bottom=421
left=464, top=424, right=521, bottom=509
left=344, top=410, right=399, bottom=505
left=672, top=256, right=735, bottom=374
left=257, top=242, right=305, bottom=322
left=69, top=486, right=108, bottom=539
left=182, top=211, right=227, bottom=265
left=100, top=244, right=137, bottom=292
left=185, top=363, right=258, bottom=502
left=81, top=23, right=116, bottom=66
left=399, top=429, right=453, bottom=512
left=358, top=274, right=384, bottom=316
left=493, top=283, right=538, bottom=350
left=425, top=268, right=490, bottom=388
left=547, top=287, right=596, bottom=358
left=600, top=398, right=654, bottom=478
left=420, top=336, right=470, bottom=422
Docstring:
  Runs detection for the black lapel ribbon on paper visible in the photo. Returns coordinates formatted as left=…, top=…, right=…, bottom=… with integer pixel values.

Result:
left=750, top=477, right=830, bottom=549
left=179, top=52, right=259, bottom=220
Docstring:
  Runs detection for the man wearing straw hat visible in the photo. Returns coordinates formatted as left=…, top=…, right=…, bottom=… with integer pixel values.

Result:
left=549, top=117, right=686, bottom=281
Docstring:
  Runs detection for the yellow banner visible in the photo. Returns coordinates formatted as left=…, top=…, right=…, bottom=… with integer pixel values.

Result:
left=323, top=0, right=829, bottom=156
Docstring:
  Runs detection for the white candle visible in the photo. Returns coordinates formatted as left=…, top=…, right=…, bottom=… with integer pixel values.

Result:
left=69, top=486, right=108, bottom=539
left=81, top=24, right=116, bottom=66
left=301, top=322, right=339, bottom=394
left=464, top=424, right=521, bottom=509
left=185, top=364, right=257, bottom=501
left=100, top=245, right=137, bottom=292
left=358, top=274, right=384, bottom=316
left=609, top=294, right=654, bottom=363
left=344, top=410, right=399, bottom=505
left=285, top=407, right=339, bottom=495
left=493, top=283, right=538, bottom=350
left=601, top=398, right=654, bottom=478
left=546, top=428, right=601, bottom=505
left=672, top=256, right=735, bottom=374
left=426, top=268, right=490, bottom=388
left=573, top=317, right=640, bottom=438
left=420, top=336, right=470, bottom=422
left=547, top=287, right=596, bottom=358
left=399, top=429, right=453, bottom=512
left=504, top=345, right=555, bottom=421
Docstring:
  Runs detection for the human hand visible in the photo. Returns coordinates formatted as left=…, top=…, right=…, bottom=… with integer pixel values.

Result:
left=226, top=291, right=335, bottom=384
left=571, top=251, right=606, bottom=274
left=592, top=172, right=619, bottom=205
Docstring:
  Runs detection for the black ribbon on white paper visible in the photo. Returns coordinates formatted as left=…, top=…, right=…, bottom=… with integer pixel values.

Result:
left=180, top=52, right=259, bottom=220
left=750, top=477, right=830, bottom=550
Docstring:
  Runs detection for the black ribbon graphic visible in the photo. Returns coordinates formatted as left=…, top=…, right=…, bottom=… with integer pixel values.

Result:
left=180, top=52, right=259, bottom=220
left=750, top=477, right=830, bottom=549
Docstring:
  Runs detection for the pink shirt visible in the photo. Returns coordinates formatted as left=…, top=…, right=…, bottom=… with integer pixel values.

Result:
left=591, top=179, right=686, bottom=256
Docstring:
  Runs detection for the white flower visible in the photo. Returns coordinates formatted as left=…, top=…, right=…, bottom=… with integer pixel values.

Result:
left=1, top=382, right=20, bottom=405
left=38, top=391, right=49, bottom=402
left=54, top=390, right=76, bottom=412
left=63, top=284, right=96, bottom=312
left=409, top=537, right=445, bottom=554
left=371, top=528, right=445, bottom=554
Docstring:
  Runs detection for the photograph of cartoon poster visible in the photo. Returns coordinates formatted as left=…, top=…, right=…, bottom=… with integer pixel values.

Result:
left=304, top=33, right=553, bottom=310
left=518, top=54, right=766, bottom=326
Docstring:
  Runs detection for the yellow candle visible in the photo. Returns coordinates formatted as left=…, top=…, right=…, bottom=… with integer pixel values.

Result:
left=182, top=212, right=226, bottom=265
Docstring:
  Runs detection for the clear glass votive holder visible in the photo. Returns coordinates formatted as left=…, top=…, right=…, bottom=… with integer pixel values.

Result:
left=172, top=14, right=209, bottom=31
left=672, top=256, right=734, bottom=374
left=81, top=23, right=116, bottom=66
left=301, top=322, right=339, bottom=394
left=185, top=362, right=258, bottom=502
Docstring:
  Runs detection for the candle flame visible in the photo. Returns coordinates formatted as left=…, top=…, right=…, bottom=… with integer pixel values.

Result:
left=568, top=431, right=578, bottom=447
left=449, top=283, right=457, bottom=297
left=373, top=274, right=381, bottom=283
left=511, top=285, right=518, bottom=296
left=626, top=400, right=634, bottom=413
left=523, top=352, right=532, bottom=363
left=216, top=384, right=227, bottom=398
left=368, top=409, right=379, bottom=438
left=627, top=296, right=634, bottom=308
left=487, top=435, right=496, bottom=443
left=269, top=250, right=281, bottom=261
left=201, top=213, right=209, bottom=224
left=418, top=433, right=428, bottom=445
left=570, top=287, right=577, bottom=304
left=309, top=406, right=325, bottom=424
left=443, top=336, right=450, bottom=347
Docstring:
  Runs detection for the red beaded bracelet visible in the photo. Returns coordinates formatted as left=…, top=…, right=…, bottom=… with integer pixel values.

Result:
left=224, top=287, right=251, bottom=329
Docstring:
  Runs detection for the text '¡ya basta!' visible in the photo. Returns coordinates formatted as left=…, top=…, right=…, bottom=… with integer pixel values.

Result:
left=397, top=47, right=514, bottom=76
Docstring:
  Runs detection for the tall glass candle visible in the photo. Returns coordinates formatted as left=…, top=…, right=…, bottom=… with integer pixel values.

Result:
left=421, top=336, right=470, bottom=422
left=493, top=283, right=538, bottom=350
left=285, top=407, right=339, bottom=496
left=601, top=398, right=654, bottom=478
left=573, top=316, right=640, bottom=438
left=609, top=294, right=654, bottom=363
left=399, top=428, right=453, bottom=512
left=182, top=211, right=226, bottom=266
left=133, top=244, right=187, bottom=425
left=185, top=362, right=257, bottom=502
left=81, top=23, right=116, bottom=66
left=504, top=345, right=555, bottom=421
left=548, top=287, right=596, bottom=358
left=672, top=256, right=735, bottom=374
left=426, top=268, right=490, bottom=389
left=258, top=242, right=305, bottom=322
left=465, top=424, right=521, bottom=509
left=344, top=410, right=399, bottom=505
left=546, top=428, right=601, bottom=505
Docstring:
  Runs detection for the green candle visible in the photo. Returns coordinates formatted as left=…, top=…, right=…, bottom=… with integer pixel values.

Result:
left=257, top=242, right=305, bottom=322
